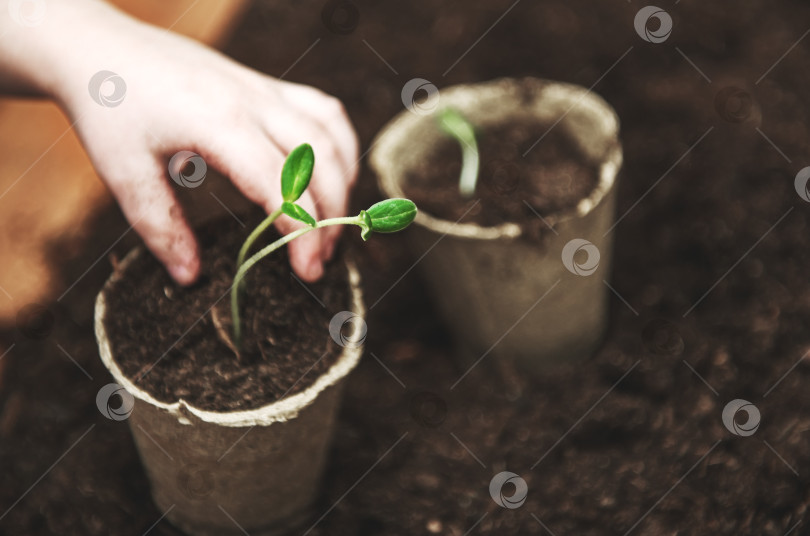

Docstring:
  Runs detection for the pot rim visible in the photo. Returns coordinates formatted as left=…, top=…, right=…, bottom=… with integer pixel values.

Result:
left=370, top=77, right=623, bottom=240
left=94, top=248, right=365, bottom=428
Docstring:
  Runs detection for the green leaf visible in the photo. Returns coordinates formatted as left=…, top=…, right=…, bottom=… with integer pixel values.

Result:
left=438, top=108, right=475, bottom=141
left=281, top=143, right=315, bottom=202
left=282, top=201, right=317, bottom=227
left=364, top=199, right=417, bottom=237
left=358, top=210, right=373, bottom=241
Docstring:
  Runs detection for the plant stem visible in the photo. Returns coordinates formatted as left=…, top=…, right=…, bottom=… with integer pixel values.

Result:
left=230, top=216, right=362, bottom=345
left=237, top=207, right=284, bottom=269
left=458, top=139, right=479, bottom=198
left=437, top=108, right=480, bottom=198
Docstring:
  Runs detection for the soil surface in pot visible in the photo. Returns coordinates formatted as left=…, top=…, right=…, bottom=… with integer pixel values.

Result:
left=102, top=215, right=350, bottom=411
left=404, top=121, right=600, bottom=240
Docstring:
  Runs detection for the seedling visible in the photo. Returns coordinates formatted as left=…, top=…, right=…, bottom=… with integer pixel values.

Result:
left=231, top=143, right=417, bottom=345
left=437, top=107, right=479, bottom=198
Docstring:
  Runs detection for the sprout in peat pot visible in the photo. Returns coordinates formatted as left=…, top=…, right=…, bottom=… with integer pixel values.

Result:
left=437, top=107, right=480, bottom=198
left=231, top=143, right=417, bottom=345
left=95, top=142, right=415, bottom=536
left=371, top=78, right=624, bottom=375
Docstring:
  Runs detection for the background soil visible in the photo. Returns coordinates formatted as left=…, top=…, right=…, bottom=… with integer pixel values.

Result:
left=3, top=1, right=810, bottom=534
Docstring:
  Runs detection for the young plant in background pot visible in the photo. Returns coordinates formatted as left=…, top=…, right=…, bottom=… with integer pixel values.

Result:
left=95, top=144, right=416, bottom=536
left=370, top=77, right=623, bottom=375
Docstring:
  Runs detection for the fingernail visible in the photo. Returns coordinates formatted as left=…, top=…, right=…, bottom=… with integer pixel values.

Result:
left=169, top=263, right=196, bottom=286
left=308, top=259, right=324, bottom=281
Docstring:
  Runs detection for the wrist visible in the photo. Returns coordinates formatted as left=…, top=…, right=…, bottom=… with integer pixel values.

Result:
left=0, top=0, right=142, bottom=106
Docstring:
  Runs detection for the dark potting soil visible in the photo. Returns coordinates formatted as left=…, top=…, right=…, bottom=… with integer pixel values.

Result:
left=101, top=215, right=350, bottom=411
left=404, top=121, right=600, bottom=240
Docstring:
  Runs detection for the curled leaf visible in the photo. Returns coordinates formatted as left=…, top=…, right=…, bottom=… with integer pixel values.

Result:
left=282, top=201, right=317, bottom=227
left=437, top=108, right=479, bottom=198
left=364, top=199, right=417, bottom=238
left=358, top=210, right=373, bottom=241
left=281, top=143, right=315, bottom=202
left=438, top=108, right=475, bottom=142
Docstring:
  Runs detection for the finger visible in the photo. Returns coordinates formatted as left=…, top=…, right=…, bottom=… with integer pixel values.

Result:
left=307, top=170, right=349, bottom=261
left=278, top=190, right=325, bottom=282
left=275, top=82, right=360, bottom=185
left=262, top=114, right=351, bottom=261
left=105, top=159, right=200, bottom=285
left=209, top=135, right=324, bottom=281
left=205, top=131, right=286, bottom=215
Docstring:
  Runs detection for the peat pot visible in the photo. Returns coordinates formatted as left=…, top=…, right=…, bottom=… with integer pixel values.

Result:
left=95, top=249, right=364, bottom=535
left=371, top=77, right=622, bottom=374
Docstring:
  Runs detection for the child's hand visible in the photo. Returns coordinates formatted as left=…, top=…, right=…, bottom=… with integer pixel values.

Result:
left=68, top=28, right=360, bottom=285
left=1, top=0, right=359, bottom=285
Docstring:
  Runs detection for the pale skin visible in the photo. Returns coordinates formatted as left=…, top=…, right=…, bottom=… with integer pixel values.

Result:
left=0, top=0, right=359, bottom=284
